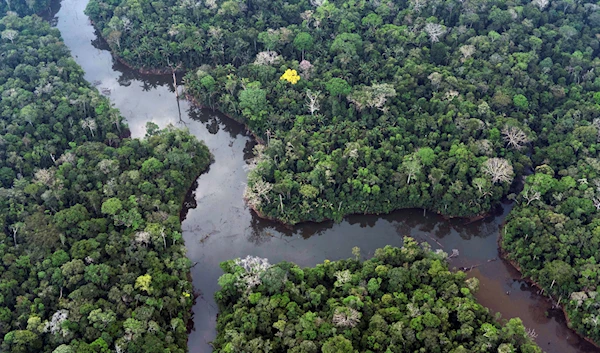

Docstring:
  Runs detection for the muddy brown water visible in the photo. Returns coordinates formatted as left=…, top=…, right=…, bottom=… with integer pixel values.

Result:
left=50, top=1, right=597, bottom=352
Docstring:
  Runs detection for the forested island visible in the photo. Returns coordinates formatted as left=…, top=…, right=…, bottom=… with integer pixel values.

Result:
left=85, top=0, right=600, bottom=346
left=214, top=238, right=542, bottom=352
left=0, top=13, right=211, bottom=352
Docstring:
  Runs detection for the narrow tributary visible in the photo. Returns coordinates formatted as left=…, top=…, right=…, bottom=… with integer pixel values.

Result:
left=51, top=1, right=597, bottom=352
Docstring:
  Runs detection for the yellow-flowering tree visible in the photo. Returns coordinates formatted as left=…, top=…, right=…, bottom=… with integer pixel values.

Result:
left=280, top=69, right=300, bottom=84
left=135, top=274, right=153, bottom=293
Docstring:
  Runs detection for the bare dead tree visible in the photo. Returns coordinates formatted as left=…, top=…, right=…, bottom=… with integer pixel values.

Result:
left=459, top=45, right=476, bottom=61
left=80, top=118, right=97, bottom=137
left=526, top=327, right=539, bottom=340
left=244, top=178, right=273, bottom=208
left=254, top=51, right=282, bottom=66
left=34, top=168, right=55, bottom=186
left=403, top=157, right=422, bottom=185
left=482, top=158, right=514, bottom=184
left=532, top=0, right=549, bottom=9
left=1, top=29, right=18, bottom=43
left=502, top=125, right=530, bottom=150
left=521, top=187, right=541, bottom=206
left=424, top=23, right=446, bottom=43
left=305, top=89, right=321, bottom=115
left=9, top=223, right=21, bottom=246
left=371, top=84, right=396, bottom=110
left=332, top=307, right=361, bottom=328
left=334, top=270, right=352, bottom=286
left=448, top=249, right=460, bottom=258
left=428, top=72, right=442, bottom=91
left=411, top=0, right=427, bottom=12
left=234, top=255, right=271, bottom=291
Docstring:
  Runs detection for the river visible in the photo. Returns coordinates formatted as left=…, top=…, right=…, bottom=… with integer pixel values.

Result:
left=50, top=1, right=597, bottom=352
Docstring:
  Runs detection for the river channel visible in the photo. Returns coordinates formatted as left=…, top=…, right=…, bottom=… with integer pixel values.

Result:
left=50, top=1, right=598, bottom=352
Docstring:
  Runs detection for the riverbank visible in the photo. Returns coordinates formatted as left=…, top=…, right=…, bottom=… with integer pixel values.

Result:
left=63, top=5, right=598, bottom=350
left=87, top=19, right=185, bottom=75
left=187, top=91, right=495, bottom=226
left=87, top=24, right=507, bottom=229
left=498, top=231, right=600, bottom=350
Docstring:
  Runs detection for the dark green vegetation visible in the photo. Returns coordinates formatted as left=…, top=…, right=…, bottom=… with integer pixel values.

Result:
left=214, top=238, right=542, bottom=352
left=0, top=14, right=211, bottom=352
left=0, top=0, right=50, bottom=17
left=503, top=163, right=600, bottom=344
left=87, top=0, right=600, bottom=224
left=86, top=0, right=600, bottom=345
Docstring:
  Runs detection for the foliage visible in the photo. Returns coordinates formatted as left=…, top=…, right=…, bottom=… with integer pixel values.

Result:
left=0, top=0, right=50, bottom=17
left=280, top=69, right=301, bottom=84
left=0, top=14, right=212, bottom=352
left=214, top=238, right=542, bottom=352
left=502, top=162, right=600, bottom=344
left=86, top=0, right=600, bottom=345
left=89, top=0, right=599, bottom=224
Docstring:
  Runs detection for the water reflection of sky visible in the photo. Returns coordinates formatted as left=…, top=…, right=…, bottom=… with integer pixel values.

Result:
left=52, top=1, right=598, bottom=352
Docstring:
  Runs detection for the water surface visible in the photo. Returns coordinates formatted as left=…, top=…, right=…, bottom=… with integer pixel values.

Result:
left=53, top=2, right=597, bottom=352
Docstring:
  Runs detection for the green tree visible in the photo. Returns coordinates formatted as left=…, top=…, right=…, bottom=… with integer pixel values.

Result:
left=293, top=32, right=314, bottom=60
left=513, top=94, right=529, bottom=110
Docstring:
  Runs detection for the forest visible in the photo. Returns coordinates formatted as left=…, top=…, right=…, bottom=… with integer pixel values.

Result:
left=214, top=238, right=542, bottom=352
left=503, top=164, right=600, bottom=344
left=85, top=0, right=600, bottom=346
left=0, top=0, right=50, bottom=17
left=85, top=0, right=600, bottom=223
left=0, top=13, right=212, bottom=352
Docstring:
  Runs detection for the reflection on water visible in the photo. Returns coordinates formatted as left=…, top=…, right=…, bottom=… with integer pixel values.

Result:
left=52, top=1, right=597, bottom=352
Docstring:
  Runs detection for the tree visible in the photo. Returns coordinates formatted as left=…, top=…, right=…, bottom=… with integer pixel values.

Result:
left=135, top=274, right=153, bottom=293
left=347, top=83, right=396, bottom=111
left=294, top=32, right=314, bottom=60
left=532, top=0, right=549, bottom=9
left=513, top=94, right=529, bottom=110
left=321, top=335, right=354, bottom=353
left=52, top=345, right=75, bottom=353
left=80, top=118, right=97, bottom=137
left=101, top=198, right=123, bottom=215
left=239, top=82, right=268, bottom=125
left=502, top=126, right=530, bottom=150
left=1, top=29, right=18, bottom=43
left=482, top=158, right=514, bottom=184
left=424, top=23, right=446, bottom=44
left=258, top=29, right=280, bottom=51
left=280, top=69, right=301, bottom=84
left=305, top=89, right=321, bottom=115
left=326, top=78, right=352, bottom=99
left=330, top=33, right=362, bottom=63
left=332, top=307, right=361, bottom=328
left=401, top=154, right=422, bottom=185
left=254, top=51, right=281, bottom=66
left=520, top=186, right=541, bottom=206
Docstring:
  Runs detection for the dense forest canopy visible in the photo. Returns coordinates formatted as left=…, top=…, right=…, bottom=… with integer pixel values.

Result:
left=0, top=0, right=51, bottom=17
left=214, top=238, right=542, bottom=353
left=87, top=0, right=600, bottom=223
left=503, top=163, right=600, bottom=345
left=85, top=0, right=600, bottom=346
left=0, top=14, right=212, bottom=352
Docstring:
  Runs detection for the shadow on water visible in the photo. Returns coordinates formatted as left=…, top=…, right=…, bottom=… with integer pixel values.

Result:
left=52, top=1, right=598, bottom=352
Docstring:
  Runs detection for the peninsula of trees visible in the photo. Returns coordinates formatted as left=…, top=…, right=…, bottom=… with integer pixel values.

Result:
left=214, top=238, right=542, bottom=352
left=85, top=0, right=600, bottom=345
left=0, top=14, right=211, bottom=352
